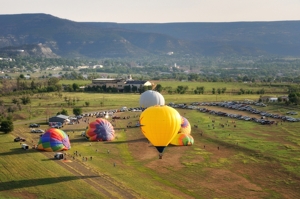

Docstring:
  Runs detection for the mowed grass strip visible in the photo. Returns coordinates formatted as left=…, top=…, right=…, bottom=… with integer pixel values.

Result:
left=0, top=134, right=103, bottom=199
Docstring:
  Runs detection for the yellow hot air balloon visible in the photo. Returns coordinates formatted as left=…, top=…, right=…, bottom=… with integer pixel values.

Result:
left=139, top=105, right=181, bottom=159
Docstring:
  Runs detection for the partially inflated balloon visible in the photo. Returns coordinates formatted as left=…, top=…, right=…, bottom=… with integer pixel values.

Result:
left=86, top=118, right=115, bottom=141
left=139, top=105, right=181, bottom=156
left=178, top=116, right=191, bottom=135
left=139, top=90, right=165, bottom=108
left=170, top=133, right=194, bottom=146
left=37, top=128, right=71, bottom=152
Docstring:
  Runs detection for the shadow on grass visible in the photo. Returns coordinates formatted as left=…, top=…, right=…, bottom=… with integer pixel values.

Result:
left=69, top=138, right=89, bottom=143
left=104, top=137, right=148, bottom=144
left=0, top=176, right=99, bottom=191
left=64, top=128, right=87, bottom=132
left=0, top=148, right=40, bottom=156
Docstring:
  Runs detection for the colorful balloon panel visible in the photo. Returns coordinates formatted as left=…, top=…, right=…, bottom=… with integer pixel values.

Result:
left=139, top=105, right=181, bottom=152
left=37, top=128, right=71, bottom=152
left=139, top=90, right=165, bottom=108
left=178, top=116, right=191, bottom=135
left=170, top=133, right=194, bottom=146
left=86, top=118, right=115, bottom=141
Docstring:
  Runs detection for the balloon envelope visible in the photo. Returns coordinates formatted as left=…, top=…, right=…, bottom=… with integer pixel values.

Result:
left=178, top=116, right=191, bottom=135
left=139, top=90, right=165, bottom=108
left=170, top=133, right=194, bottom=146
left=37, top=128, right=71, bottom=152
left=139, top=105, right=181, bottom=153
left=86, top=118, right=115, bottom=141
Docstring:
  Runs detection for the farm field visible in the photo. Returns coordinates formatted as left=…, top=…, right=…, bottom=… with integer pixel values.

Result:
left=153, top=81, right=290, bottom=94
left=1, top=92, right=300, bottom=198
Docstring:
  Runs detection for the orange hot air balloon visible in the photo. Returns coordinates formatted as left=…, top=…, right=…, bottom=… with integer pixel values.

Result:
left=139, top=105, right=181, bottom=159
left=178, top=116, right=191, bottom=135
left=170, top=133, right=194, bottom=146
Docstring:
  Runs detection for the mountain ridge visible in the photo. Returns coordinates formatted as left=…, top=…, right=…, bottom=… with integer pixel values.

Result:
left=0, top=13, right=300, bottom=58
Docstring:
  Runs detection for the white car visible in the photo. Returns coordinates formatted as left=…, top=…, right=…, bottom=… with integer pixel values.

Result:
left=31, top=129, right=45, bottom=133
left=54, top=152, right=64, bottom=160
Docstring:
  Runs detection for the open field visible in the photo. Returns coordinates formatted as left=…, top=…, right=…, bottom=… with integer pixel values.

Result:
left=153, top=81, right=290, bottom=94
left=1, top=92, right=300, bottom=198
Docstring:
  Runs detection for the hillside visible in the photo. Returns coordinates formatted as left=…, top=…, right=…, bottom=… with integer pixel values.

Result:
left=0, top=14, right=300, bottom=58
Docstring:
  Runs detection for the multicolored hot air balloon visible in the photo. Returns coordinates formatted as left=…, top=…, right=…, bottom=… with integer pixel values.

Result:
left=37, top=128, right=71, bottom=152
left=178, top=116, right=191, bottom=135
left=139, top=105, right=181, bottom=158
left=86, top=118, right=115, bottom=141
left=170, top=133, right=194, bottom=146
left=139, top=90, right=165, bottom=108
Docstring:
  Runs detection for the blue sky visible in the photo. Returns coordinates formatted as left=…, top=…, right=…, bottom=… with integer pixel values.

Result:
left=0, top=0, right=299, bottom=23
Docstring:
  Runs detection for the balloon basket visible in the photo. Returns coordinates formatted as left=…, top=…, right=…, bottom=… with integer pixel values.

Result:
left=159, top=153, right=163, bottom=159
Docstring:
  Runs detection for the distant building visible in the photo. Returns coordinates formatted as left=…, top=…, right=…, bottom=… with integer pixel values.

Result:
left=92, top=78, right=126, bottom=91
left=260, top=96, right=281, bottom=102
left=269, top=97, right=278, bottom=102
left=92, top=65, right=103, bottom=69
left=49, top=114, right=69, bottom=124
left=279, top=96, right=289, bottom=102
left=24, top=75, right=31, bottom=80
left=125, top=80, right=152, bottom=88
left=91, top=74, right=152, bottom=92
left=77, top=65, right=89, bottom=69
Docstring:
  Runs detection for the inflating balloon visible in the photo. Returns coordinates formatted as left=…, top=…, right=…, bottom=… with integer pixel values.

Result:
left=37, top=128, right=71, bottom=152
left=86, top=118, right=115, bottom=141
left=170, top=133, right=194, bottom=146
left=178, top=116, right=191, bottom=135
left=139, top=90, right=165, bottom=108
left=139, top=105, right=181, bottom=158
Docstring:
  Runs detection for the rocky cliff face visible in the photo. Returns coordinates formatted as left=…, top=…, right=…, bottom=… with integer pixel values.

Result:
left=0, top=43, right=60, bottom=58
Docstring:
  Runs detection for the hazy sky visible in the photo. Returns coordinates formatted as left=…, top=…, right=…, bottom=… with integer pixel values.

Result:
left=1, top=0, right=300, bottom=23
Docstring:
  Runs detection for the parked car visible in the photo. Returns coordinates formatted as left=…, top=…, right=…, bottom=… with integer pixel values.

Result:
left=51, top=124, right=62, bottom=129
left=14, top=136, right=26, bottom=142
left=31, top=129, right=45, bottom=133
left=21, top=143, right=29, bottom=150
left=29, top=123, right=40, bottom=128
left=54, top=152, right=64, bottom=160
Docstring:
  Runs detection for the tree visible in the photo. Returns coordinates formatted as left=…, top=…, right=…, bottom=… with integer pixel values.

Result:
left=221, top=87, right=227, bottom=94
left=20, top=96, right=31, bottom=105
left=155, top=84, right=163, bottom=93
left=212, top=88, right=215, bottom=94
left=176, top=86, right=188, bottom=94
left=12, top=98, right=19, bottom=104
left=48, top=77, right=60, bottom=86
left=31, top=80, right=36, bottom=90
left=0, top=119, right=14, bottom=134
left=73, top=107, right=82, bottom=116
left=288, top=93, right=300, bottom=104
left=61, top=109, right=68, bottom=115
left=72, top=83, right=79, bottom=91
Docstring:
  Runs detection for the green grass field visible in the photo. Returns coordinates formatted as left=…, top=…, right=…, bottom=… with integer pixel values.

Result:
left=1, top=90, right=300, bottom=198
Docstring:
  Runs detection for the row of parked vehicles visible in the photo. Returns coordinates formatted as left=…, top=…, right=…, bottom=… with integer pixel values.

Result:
left=198, top=108, right=276, bottom=125
left=171, top=100, right=300, bottom=123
